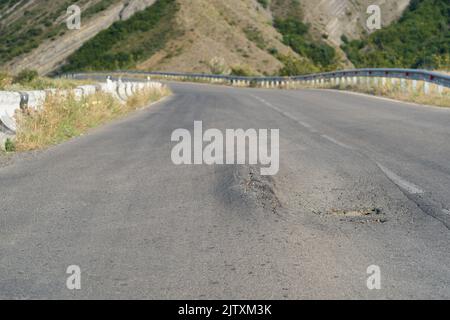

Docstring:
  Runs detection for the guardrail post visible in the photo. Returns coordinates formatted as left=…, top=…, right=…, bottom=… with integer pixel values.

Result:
left=391, top=78, right=397, bottom=86
left=412, top=80, right=417, bottom=92
left=424, top=81, right=430, bottom=95
left=400, top=79, right=407, bottom=92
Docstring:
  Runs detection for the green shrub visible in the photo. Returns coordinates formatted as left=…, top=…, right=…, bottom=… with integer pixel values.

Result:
left=13, top=69, right=39, bottom=84
left=273, top=17, right=336, bottom=69
left=268, top=47, right=279, bottom=56
left=257, top=0, right=269, bottom=9
left=278, top=55, right=319, bottom=76
left=342, top=0, right=450, bottom=69
left=61, top=0, right=179, bottom=72
left=4, top=138, right=16, bottom=152
left=230, top=65, right=253, bottom=76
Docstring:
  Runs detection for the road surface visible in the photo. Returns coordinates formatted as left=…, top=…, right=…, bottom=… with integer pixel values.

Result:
left=1, top=81, right=449, bottom=299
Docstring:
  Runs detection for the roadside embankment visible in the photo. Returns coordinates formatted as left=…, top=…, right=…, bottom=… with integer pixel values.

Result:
left=0, top=78, right=170, bottom=152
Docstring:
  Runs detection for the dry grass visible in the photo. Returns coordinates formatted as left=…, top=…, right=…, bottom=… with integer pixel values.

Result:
left=14, top=86, right=170, bottom=151
left=330, top=79, right=450, bottom=108
left=0, top=71, right=94, bottom=91
left=6, top=77, right=95, bottom=91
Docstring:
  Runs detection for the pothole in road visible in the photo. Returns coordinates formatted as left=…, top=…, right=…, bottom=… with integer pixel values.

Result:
left=241, top=166, right=282, bottom=214
left=318, top=207, right=387, bottom=224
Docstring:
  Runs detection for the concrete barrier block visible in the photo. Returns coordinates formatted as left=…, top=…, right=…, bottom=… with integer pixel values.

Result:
left=99, top=82, right=121, bottom=101
left=125, top=82, right=134, bottom=97
left=116, top=81, right=128, bottom=101
left=45, top=89, right=69, bottom=99
left=424, top=82, right=430, bottom=95
left=77, top=85, right=97, bottom=96
left=0, top=92, right=21, bottom=116
left=23, top=90, right=46, bottom=109
left=73, top=88, right=84, bottom=100
left=0, top=92, right=21, bottom=133
left=0, top=113, right=17, bottom=133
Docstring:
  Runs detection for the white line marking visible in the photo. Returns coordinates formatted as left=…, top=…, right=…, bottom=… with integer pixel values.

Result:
left=321, top=134, right=353, bottom=150
left=298, top=120, right=312, bottom=128
left=377, top=163, right=425, bottom=194
left=251, top=94, right=316, bottom=131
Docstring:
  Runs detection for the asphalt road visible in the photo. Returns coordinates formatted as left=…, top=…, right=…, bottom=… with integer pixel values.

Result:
left=0, top=82, right=449, bottom=299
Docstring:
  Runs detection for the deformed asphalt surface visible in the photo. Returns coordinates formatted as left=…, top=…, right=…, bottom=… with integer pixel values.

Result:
left=0, top=82, right=449, bottom=299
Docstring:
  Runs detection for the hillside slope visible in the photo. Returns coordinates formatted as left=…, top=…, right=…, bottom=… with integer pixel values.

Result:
left=298, top=0, right=410, bottom=46
left=61, top=0, right=412, bottom=75
left=0, top=0, right=157, bottom=74
left=1, top=0, right=413, bottom=75
left=342, top=0, right=450, bottom=70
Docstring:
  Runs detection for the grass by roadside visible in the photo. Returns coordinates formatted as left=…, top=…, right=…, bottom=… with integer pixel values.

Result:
left=1, top=69, right=94, bottom=90
left=326, top=81, right=450, bottom=108
left=13, top=85, right=170, bottom=151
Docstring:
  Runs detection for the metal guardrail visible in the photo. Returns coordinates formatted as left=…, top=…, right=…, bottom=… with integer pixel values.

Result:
left=65, top=68, right=450, bottom=88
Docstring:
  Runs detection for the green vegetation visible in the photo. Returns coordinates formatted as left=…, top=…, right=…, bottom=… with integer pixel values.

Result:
left=342, top=0, right=450, bottom=69
left=0, top=0, right=119, bottom=66
left=13, top=69, right=39, bottom=85
left=274, top=17, right=337, bottom=70
left=84, top=0, right=117, bottom=18
left=0, top=69, right=93, bottom=90
left=257, top=0, right=269, bottom=9
left=61, top=0, right=180, bottom=72
left=243, top=26, right=267, bottom=50
left=230, top=65, right=253, bottom=76
left=270, top=0, right=336, bottom=73
left=270, top=0, right=303, bottom=21
left=0, top=0, right=72, bottom=64
left=4, top=138, right=16, bottom=152
left=277, top=55, right=319, bottom=76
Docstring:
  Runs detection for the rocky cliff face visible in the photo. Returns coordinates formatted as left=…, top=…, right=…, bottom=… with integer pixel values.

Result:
left=1, top=0, right=157, bottom=74
left=300, top=0, right=411, bottom=45
left=136, top=0, right=411, bottom=74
